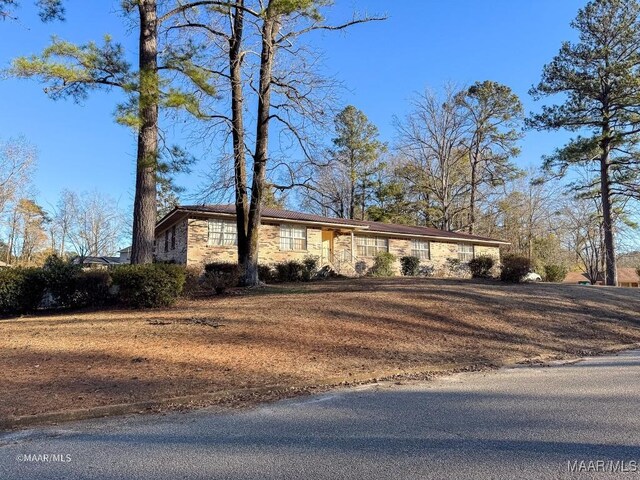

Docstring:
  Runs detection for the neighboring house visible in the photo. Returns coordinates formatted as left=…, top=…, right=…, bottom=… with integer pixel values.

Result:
left=563, top=268, right=640, bottom=288
left=155, top=205, right=507, bottom=275
left=71, top=247, right=131, bottom=267
left=618, top=268, right=640, bottom=288
left=118, top=247, right=131, bottom=264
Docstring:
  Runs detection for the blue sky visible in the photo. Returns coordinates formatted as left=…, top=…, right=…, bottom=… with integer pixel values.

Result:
left=0, top=0, right=586, bottom=212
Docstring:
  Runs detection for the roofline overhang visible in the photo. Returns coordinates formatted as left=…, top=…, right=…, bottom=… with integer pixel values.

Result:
left=156, top=208, right=368, bottom=232
left=362, top=230, right=510, bottom=246
left=155, top=207, right=509, bottom=246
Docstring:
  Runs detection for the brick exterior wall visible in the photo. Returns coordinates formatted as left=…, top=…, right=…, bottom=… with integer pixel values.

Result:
left=155, top=218, right=188, bottom=264
left=155, top=214, right=501, bottom=276
left=332, top=233, right=501, bottom=276
left=157, top=216, right=324, bottom=268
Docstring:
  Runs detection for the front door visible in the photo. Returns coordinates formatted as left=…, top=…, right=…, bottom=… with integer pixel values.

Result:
left=322, top=230, right=333, bottom=264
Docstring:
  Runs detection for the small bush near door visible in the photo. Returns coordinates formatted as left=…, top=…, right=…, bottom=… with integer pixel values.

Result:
left=302, top=256, right=319, bottom=281
left=468, top=255, right=495, bottom=278
left=400, top=256, right=421, bottom=276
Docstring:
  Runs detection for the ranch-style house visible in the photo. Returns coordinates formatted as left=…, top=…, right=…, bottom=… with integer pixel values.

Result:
left=155, top=205, right=507, bottom=275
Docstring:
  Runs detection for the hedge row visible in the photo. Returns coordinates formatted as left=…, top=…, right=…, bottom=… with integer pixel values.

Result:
left=0, top=256, right=186, bottom=316
left=200, top=256, right=320, bottom=293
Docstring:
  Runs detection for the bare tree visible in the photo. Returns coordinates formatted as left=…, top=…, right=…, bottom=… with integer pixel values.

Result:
left=61, top=190, right=126, bottom=259
left=457, top=81, right=523, bottom=234
left=0, top=137, right=36, bottom=219
left=395, top=86, right=470, bottom=230
left=562, top=197, right=605, bottom=284
left=48, top=189, right=78, bottom=257
left=6, top=198, right=48, bottom=265
left=171, top=1, right=384, bottom=285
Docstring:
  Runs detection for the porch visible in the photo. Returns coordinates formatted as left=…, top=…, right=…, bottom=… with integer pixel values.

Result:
left=320, top=228, right=357, bottom=275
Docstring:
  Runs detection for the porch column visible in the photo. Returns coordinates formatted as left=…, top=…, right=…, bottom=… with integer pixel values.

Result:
left=351, top=231, right=354, bottom=261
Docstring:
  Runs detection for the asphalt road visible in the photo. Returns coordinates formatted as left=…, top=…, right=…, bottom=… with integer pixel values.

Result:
left=2, top=350, right=640, bottom=480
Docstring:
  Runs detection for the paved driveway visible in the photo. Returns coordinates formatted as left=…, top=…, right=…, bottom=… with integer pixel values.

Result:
left=2, top=350, right=640, bottom=479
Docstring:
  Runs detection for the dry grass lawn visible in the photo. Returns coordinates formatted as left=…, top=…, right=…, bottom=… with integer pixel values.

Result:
left=2, top=277, right=640, bottom=421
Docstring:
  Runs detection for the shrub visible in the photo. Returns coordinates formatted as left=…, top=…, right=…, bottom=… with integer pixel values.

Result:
left=203, top=262, right=240, bottom=294
left=543, top=264, right=568, bottom=283
left=301, top=256, right=319, bottom=281
left=400, top=256, right=421, bottom=276
left=302, top=255, right=319, bottom=281
left=441, top=258, right=470, bottom=278
left=355, top=260, right=368, bottom=276
left=258, top=264, right=274, bottom=283
left=111, top=263, right=186, bottom=308
left=0, top=268, right=46, bottom=315
left=77, top=269, right=113, bottom=306
left=203, top=262, right=238, bottom=276
left=182, top=266, right=204, bottom=298
left=446, top=257, right=461, bottom=271
left=41, top=255, right=83, bottom=307
left=500, top=254, right=531, bottom=283
left=468, top=255, right=495, bottom=278
left=419, top=264, right=435, bottom=277
left=369, top=252, right=396, bottom=277
left=274, top=260, right=305, bottom=283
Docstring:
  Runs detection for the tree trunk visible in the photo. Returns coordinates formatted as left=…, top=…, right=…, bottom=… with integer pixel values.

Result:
left=469, top=160, right=477, bottom=234
left=600, top=134, right=617, bottom=286
left=6, top=209, right=16, bottom=264
left=242, top=9, right=279, bottom=286
left=360, top=178, right=366, bottom=220
left=130, top=0, right=158, bottom=265
left=229, top=1, right=250, bottom=278
left=349, top=153, right=356, bottom=220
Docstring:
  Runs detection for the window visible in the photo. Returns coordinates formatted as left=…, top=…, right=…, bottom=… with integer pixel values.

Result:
left=356, top=236, right=389, bottom=257
left=208, top=219, right=237, bottom=246
left=458, top=244, right=474, bottom=262
left=412, top=239, right=430, bottom=260
left=171, top=225, right=176, bottom=250
left=164, top=230, right=169, bottom=253
left=280, top=224, right=307, bottom=251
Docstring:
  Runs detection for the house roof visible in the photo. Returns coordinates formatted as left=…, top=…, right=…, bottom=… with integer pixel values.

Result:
left=563, top=271, right=593, bottom=283
left=618, top=267, right=640, bottom=283
left=71, top=256, right=125, bottom=266
left=563, top=268, right=639, bottom=285
left=157, top=204, right=509, bottom=245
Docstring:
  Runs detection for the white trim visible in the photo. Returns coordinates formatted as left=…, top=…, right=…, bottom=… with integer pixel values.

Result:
left=279, top=223, right=307, bottom=251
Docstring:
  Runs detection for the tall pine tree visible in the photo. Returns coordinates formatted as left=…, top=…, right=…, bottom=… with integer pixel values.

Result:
left=528, top=0, right=640, bottom=286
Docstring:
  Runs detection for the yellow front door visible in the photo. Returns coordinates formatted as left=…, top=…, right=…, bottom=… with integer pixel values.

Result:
left=322, top=230, right=333, bottom=264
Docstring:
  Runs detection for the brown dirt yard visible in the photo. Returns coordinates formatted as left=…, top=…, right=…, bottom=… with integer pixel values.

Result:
left=2, top=277, right=640, bottom=424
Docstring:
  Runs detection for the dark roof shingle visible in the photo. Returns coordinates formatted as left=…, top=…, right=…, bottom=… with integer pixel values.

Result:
left=160, top=204, right=508, bottom=245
